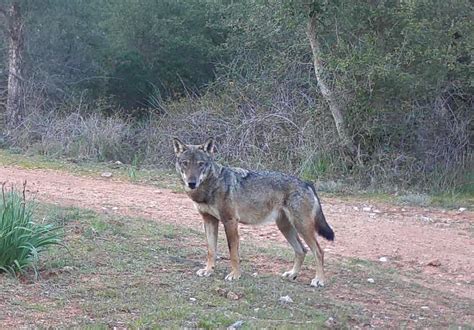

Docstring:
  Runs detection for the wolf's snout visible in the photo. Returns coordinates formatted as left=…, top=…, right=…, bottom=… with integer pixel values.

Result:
left=187, top=181, right=197, bottom=189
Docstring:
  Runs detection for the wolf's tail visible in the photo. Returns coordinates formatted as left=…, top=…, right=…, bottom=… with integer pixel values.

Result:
left=307, top=182, right=335, bottom=241
left=315, top=207, right=334, bottom=241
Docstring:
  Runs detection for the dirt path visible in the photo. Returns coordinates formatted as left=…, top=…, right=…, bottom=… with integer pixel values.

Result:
left=1, top=166, right=473, bottom=301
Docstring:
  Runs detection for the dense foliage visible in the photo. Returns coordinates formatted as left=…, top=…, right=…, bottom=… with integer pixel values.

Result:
left=0, top=0, right=472, bottom=191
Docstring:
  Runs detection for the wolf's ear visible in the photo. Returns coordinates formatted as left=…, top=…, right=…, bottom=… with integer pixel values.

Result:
left=172, top=138, right=187, bottom=156
left=199, top=137, right=215, bottom=155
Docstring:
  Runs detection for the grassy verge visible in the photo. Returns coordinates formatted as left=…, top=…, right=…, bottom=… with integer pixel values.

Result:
left=321, top=189, right=473, bottom=209
left=0, top=149, right=180, bottom=191
left=0, top=204, right=471, bottom=327
left=0, top=148, right=471, bottom=208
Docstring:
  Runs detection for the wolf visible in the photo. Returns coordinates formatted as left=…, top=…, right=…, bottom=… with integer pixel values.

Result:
left=173, top=137, right=334, bottom=287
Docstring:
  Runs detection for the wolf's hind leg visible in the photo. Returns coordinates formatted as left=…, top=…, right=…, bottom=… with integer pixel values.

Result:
left=276, top=212, right=307, bottom=281
left=295, top=224, right=325, bottom=287
left=196, top=213, right=219, bottom=277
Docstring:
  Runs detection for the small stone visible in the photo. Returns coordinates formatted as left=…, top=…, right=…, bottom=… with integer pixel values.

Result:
left=353, top=206, right=360, bottom=211
left=251, top=272, right=258, bottom=277
left=362, top=207, right=372, bottom=212
left=427, top=259, right=441, bottom=267
left=112, top=207, right=118, bottom=211
left=101, top=172, right=113, bottom=178
left=62, top=266, right=74, bottom=272
left=279, top=295, right=293, bottom=304
left=189, top=297, right=196, bottom=302
left=114, top=160, right=123, bottom=165
left=373, top=209, right=381, bottom=213
left=367, top=278, right=375, bottom=284
left=421, top=306, right=429, bottom=310
left=458, top=207, right=467, bottom=213
left=379, top=257, right=388, bottom=262
left=419, top=215, right=432, bottom=222
left=324, top=317, right=335, bottom=327
left=215, top=288, right=227, bottom=296
left=227, top=291, right=240, bottom=300
left=228, top=320, right=244, bottom=329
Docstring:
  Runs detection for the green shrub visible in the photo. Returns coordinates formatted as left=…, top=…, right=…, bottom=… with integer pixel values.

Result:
left=0, top=184, right=61, bottom=275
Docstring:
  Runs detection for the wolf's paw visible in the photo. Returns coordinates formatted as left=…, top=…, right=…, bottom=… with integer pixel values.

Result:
left=224, top=270, right=241, bottom=281
left=310, top=277, right=325, bottom=287
left=281, top=270, right=299, bottom=281
left=196, top=268, right=214, bottom=277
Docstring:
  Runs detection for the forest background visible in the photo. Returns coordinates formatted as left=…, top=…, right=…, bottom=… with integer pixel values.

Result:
left=0, top=0, right=472, bottom=194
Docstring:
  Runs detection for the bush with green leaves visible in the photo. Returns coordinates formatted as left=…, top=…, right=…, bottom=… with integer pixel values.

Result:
left=0, top=184, right=61, bottom=275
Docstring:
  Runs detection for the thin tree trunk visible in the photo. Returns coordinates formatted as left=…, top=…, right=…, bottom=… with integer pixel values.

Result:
left=0, top=1, right=24, bottom=134
left=306, top=13, right=355, bottom=154
left=6, top=1, right=24, bottom=128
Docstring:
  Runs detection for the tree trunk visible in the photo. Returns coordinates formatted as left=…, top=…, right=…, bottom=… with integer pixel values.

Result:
left=0, top=1, right=24, bottom=134
left=306, top=13, right=355, bottom=154
left=6, top=1, right=24, bottom=128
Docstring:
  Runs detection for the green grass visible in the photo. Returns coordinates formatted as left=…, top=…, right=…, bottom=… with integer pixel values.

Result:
left=0, top=204, right=471, bottom=327
left=0, top=185, right=62, bottom=275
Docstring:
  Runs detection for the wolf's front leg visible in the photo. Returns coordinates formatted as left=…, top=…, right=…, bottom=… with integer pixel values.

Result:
left=223, top=219, right=241, bottom=281
left=197, top=213, right=219, bottom=277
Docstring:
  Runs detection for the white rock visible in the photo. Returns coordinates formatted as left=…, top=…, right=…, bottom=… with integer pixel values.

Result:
left=367, top=278, right=375, bottom=283
left=279, top=295, right=293, bottom=304
left=362, top=207, right=372, bottom=212
left=353, top=206, right=360, bottom=211
left=379, top=257, right=388, bottom=262
left=189, top=297, right=196, bottom=302
left=101, top=172, right=113, bottom=178
left=228, top=320, right=244, bottom=329
left=458, top=207, right=467, bottom=212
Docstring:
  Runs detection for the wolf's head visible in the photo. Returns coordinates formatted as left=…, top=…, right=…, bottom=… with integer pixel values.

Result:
left=173, top=137, right=216, bottom=191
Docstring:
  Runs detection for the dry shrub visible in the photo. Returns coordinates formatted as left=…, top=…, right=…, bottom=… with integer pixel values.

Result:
left=149, top=96, right=307, bottom=172
left=6, top=80, right=471, bottom=193
left=8, top=97, right=136, bottom=162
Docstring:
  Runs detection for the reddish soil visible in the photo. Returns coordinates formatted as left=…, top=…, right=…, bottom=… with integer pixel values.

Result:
left=1, top=165, right=473, bottom=303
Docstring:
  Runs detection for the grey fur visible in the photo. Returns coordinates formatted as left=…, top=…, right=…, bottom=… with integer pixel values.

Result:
left=173, top=137, right=334, bottom=287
